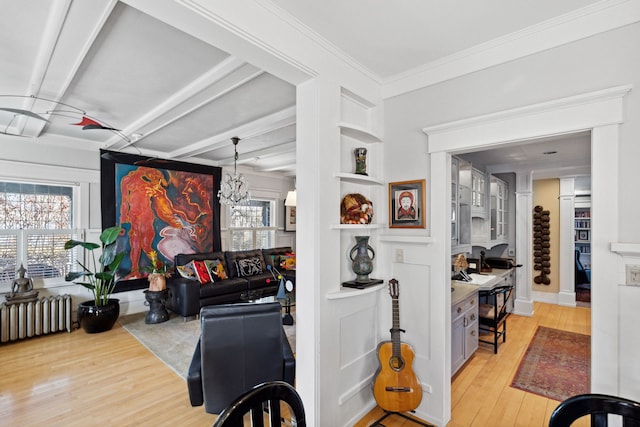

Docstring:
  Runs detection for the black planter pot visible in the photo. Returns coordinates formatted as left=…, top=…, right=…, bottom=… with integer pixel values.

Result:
left=77, top=299, right=120, bottom=333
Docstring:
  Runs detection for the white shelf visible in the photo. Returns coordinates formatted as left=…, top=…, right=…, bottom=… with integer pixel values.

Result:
left=338, top=122, right=382, bottom=143
left=326, top=282, right=386, bottom=300
left=334, top=172, right=383, bottom=185
left=331, top=223, right=382, bottom=230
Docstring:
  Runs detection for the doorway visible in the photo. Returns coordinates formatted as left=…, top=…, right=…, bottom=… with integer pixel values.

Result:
left=426, top=85, right=629, bottom=423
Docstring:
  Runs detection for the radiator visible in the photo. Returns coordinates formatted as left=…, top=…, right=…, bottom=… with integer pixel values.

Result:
left=0, top=295, right=73, bottom=343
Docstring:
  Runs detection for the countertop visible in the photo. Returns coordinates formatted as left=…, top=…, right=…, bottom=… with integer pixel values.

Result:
left=451, top=282, right=478, bottom=305
left=451, top=268, right=513, bottom=305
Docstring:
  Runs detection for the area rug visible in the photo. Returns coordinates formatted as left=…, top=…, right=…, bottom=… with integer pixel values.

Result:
left=119, top=311, right=296, bottom=380
left=511, top=326, right=590, bottom=401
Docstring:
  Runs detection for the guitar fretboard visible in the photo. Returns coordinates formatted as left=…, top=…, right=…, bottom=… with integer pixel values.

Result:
left=391, top=294, right=401, bottom=358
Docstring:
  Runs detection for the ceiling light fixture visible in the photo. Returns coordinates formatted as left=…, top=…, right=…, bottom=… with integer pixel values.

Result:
left=218, top=137, right=251, bottom=207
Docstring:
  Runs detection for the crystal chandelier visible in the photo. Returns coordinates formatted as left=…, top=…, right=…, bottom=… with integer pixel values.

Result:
left=218, top=137, right=251, bottom=206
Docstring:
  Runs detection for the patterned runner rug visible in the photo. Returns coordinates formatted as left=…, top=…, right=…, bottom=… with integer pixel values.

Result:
left=511, top=326, right=590, bottom=402
left=119, top=310, right=296, bottom=379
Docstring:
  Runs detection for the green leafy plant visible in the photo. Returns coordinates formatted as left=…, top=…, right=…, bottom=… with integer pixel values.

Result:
left=64, top=226, right=125, bottom=307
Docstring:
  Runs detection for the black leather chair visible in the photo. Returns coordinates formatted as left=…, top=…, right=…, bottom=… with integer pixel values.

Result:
left=549, top=393, right=640, bottom=426
left=187, top=302, right=295, bottom=414
left=213, top=381, right=306, bottom=427
left=478, top=285, right=513, bottom=353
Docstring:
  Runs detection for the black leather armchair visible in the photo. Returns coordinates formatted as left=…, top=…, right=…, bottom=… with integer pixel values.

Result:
left=187, top=302, right=295, bottom=414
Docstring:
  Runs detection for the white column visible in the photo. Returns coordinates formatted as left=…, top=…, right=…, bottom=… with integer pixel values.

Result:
left=558, top=177, right=577, bottom=306
left=514, top=171, right=534, bottom=316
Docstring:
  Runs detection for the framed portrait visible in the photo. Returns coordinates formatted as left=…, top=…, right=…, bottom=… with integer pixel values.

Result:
left=389, top=179, right=426, bottom=229
left=285, top=205, right=296, bottom=232
left=100, top=149, right=222, bottom=292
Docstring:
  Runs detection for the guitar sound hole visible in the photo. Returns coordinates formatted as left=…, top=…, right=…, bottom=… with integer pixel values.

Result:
left=389, top=356, right=405, bottom=371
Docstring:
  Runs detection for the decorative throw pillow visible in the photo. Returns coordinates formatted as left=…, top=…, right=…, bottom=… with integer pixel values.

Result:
left=204, top=259, right=228, bottom=281
left=235, top=257, right=264, bottom=277
left=193, top=260, right=212, bottom=284
left=280, top=253, right=296, bottom=270
left=176, top=261, right=197, bottom=280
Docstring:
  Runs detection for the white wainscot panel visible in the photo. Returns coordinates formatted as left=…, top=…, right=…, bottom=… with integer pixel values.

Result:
left=337, top=302, right=380, bottom=413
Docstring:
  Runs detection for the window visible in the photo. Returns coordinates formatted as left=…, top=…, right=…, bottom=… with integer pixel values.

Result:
left=228, top=199, right=276, bottom=251
left=0, top=181, right=77, bottom=284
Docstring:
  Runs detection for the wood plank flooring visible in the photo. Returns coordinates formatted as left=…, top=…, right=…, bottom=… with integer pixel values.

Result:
left=0, top=322, right=215, bottom=426
left=0, top=301, right=589, bottom=426
left=356, top=301, right=591, bottom=427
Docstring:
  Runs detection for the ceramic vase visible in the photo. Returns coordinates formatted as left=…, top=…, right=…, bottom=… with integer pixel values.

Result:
left=354, top=147, right=367, bottom=175
left=349, top=235, right=375, bottom=283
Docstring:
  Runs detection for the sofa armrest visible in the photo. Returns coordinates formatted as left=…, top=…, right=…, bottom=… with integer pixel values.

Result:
left=282, top=328, right=295, bottom=386
left=166, top=277, right=201, bottom=318
left=187, top=340, right=204, bottom=407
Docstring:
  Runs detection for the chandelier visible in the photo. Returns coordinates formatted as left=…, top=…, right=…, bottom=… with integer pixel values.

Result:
left=217, top=137, right=251, bottom=206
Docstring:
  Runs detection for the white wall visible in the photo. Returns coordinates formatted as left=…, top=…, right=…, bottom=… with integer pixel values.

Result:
left=384, top=22, right=640, bottom=424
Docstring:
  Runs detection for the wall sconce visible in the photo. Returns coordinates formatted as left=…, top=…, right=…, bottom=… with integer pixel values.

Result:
left=285, top=190, right=297, bottom=206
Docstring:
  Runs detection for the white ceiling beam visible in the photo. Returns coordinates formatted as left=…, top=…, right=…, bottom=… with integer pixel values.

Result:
left=171, top=105, right=296, bottom=159
left=222, top=140, right=296, bottom=166
left=257, top=159, right=297, bottom=172
left=20, top=0, right=118, bottom=138
left=106, top=56, right=257, bottom=149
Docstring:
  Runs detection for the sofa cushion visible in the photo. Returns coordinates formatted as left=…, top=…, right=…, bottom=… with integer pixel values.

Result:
left=236, top=257, right=264, bottom=277
left=262, top=247, right=293, bottom=269
left=177, top=261, right=197, bottom=280
left=199, top=277, right=249, bottom=298
left=204, top=259, right=228, bottom=280
left=193, top=260, right=213, bottom=284
left=279, top=253, right=296, bottom=270
left=175, top=252, right=230, bottom=278
left=225, top=249, right=266, bottom=279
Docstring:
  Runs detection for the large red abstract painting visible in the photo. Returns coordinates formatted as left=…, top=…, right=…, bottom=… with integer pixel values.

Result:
left=101, top=150, right=221, bottom=292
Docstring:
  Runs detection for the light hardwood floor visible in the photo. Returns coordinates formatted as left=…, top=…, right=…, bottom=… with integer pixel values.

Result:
left=357, top=301, right=591, bottom=427
left=1, top=301, right=589, bottom=426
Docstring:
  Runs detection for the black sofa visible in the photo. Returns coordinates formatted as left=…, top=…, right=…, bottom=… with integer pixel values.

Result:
left=165, top=247, right=295, bottom=320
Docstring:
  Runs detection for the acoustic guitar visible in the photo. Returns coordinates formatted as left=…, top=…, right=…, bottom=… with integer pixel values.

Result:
left=373, top=278, right=423, bottom=413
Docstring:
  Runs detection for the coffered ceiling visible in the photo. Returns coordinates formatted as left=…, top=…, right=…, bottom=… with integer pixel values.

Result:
left=1, top=0, right=610, bottom=175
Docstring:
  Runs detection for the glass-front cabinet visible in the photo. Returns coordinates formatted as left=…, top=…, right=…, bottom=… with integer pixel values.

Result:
left=451, top=157, right=458, bottom=247
left=490, top=176, right=508, bottom=244
left=471, top=168, right=486, bottom=217
left=452, top=156, right=472, bottom=253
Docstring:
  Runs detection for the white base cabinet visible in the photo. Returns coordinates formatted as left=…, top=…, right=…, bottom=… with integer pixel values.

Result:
left=451, top=290, right=479, bottom=376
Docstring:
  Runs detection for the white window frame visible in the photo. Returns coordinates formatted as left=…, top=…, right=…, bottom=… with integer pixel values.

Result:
left=0, top=176, right=84, bottom=288
left=227, top=198, right=277, bottom=251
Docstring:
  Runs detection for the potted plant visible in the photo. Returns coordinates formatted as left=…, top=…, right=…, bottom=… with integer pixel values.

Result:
left=144, top=250, right=170, bottom=292
left=65, top=225, right=125, bottom=333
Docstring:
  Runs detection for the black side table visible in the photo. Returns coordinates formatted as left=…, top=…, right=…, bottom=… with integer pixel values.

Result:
left=144, top=289, right=169, bottom=324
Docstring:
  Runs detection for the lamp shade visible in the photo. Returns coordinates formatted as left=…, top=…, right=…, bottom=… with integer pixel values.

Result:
left=284, top=190, right=297, bottom=206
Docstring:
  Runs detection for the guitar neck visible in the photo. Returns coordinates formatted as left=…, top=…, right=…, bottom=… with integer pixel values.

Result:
left=391, top=296, right=401, bottom=356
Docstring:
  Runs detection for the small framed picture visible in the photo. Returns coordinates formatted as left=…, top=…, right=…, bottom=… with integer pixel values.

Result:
left=285, top=205, right=296, bottom=232
left=578, top=230, right=589, bottom=241
left=389, top=179, right=426, bottom=228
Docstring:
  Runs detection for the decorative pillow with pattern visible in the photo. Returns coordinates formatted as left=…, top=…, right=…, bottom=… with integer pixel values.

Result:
left=280, top=253, right=296, bottom=270
left=193, top=260, right=212, bottom=284
left=204, top=259, right=228, bottom=281
left=176, top=261, right=197, bottom=280
left=235, top=257, right=264, bottom=277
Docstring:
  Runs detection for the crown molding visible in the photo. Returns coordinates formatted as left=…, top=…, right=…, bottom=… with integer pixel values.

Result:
left=383, top=0, right=640, bottom=99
